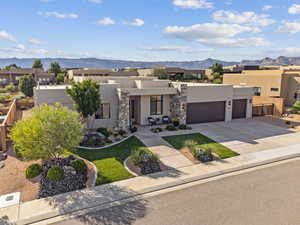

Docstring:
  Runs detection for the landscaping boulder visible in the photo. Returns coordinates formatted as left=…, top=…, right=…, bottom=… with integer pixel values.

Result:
left=139, top=153, right=161, bottom=175
left=38, top=156, right=88, bottom=198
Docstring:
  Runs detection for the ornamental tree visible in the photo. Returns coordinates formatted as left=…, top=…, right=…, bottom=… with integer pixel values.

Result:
left=19, top=75, right=36, bottom=97
left=32, top=59, right=43, bottom=69
left=10, top=104, right=83, bottom=161
left=66, top=79, right=101, bottom=129
left=48, top=61, right=62, bottom=77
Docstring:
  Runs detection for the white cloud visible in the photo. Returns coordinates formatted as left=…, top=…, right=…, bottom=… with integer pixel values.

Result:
left=130, top=18, right=145, bottom=26
left=0, top=31, right=16, bottom=41
left=28, top=39, right=41, bottom=45
left=212, top=10, right=275, bottom=27
left=262, top=5, right=272, bottom=11
left=197, top=37, right=270, bottom=48
left=277, top=21, right=300, bottom=34
left=288, top=4, right=300, bottom=14
left=87, top=0, right=102, bottom=3
left=97, top=17, right=115, bottom=25
left=164, top=23, right=269, bottom=48
left=164, top=23, right=257, bottom=40
left=37, top=11, right=79, bottom=19
left=173, top=0, right=213, bottom=9
left=142, top=45, right=211, bottom=53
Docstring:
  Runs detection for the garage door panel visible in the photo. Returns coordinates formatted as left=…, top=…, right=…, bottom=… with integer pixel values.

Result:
left=187, top=101, right=225, bottom=124
left=232, top=99, right=247, bottom=119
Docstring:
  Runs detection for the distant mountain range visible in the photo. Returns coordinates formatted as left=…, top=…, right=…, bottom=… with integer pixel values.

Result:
left=0, top=56, right=299, bottom=70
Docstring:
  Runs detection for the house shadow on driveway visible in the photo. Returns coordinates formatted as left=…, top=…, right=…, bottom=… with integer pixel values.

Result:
left=45, top=185, right=148, bottom=225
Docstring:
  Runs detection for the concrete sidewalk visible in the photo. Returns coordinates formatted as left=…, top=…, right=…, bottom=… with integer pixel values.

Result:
left=135, top=133, right=194, bottom=169
left=2, top=144, right=300, bottom=225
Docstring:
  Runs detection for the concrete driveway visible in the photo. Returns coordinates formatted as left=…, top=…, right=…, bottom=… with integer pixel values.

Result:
left=138, top=119, right=300, bottom=155
left=189, top=119, right=300, bottom=154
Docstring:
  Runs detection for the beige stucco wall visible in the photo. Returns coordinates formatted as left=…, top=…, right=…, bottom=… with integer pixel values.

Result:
left=34, top=84, right=120, bottom=129
left=281, top=75, right=300, bottom=106
left=137, top=68, right=154, bottom=77
left=135, top=79, right=170, bottom=88
left=253, top=96, right=284, bottom=116
left=223, top=70, right=283, bottom=97
left=139, top=95, right=171, bottom=125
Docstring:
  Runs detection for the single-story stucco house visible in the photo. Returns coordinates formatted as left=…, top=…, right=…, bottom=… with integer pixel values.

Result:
left=34, top=76, right=253, bottom=130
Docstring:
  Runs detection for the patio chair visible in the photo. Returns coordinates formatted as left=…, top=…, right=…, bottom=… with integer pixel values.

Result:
left=148, top=117, right=156, bottom=126
left=162, top=116, right=170, bottom=124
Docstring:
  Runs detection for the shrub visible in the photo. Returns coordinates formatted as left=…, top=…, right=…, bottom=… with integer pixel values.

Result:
left=184, top=140, right=198, bottom=150
left=291, top=101, right=300, bottom=113
left=171, top=118, right=180, bottom=127
left=0, top=95, right=7, bottom=103
left=131, top=148, right=159, bottom=165
left=151, top=127, right=163, bottom=133
left=191, top=148, right=213, bottom=162
left=97, top=127, right=112, bottom=137
left=47, top=165, right=64, bottom=180
left=165, top=125, right=177, bottom=131
left=25, top=163, right=42, bottom=179
left=212, top=78, right=222, bottom=84
left=118, top=130, right=127, bottom=136
left=5, top=83, right=17, bottom=93
left=71, top=159, right=87, bottom=172
left=106, top=139, right=113, bottom=144
left=130, top=126, right=138, bottom=133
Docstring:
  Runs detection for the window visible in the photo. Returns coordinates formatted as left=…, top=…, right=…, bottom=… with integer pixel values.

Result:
left=253, top=87, right=261, bottom=96
left=150, top=96, right=163, bottom=115
left=95, top=103, right=110, bottom=119
left=271, top=88, right=279, bottom=92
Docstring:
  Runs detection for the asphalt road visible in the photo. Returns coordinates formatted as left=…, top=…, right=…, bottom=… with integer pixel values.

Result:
left=51, top=159, right=300, bottom=225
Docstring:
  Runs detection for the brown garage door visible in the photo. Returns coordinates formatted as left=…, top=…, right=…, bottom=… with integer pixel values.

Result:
left=187, top=101, right=226, bottom=124
left=232, top=99, right=247, bottom=119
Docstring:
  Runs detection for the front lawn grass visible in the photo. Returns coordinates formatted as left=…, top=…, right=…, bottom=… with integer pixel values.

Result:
left=163, top=133, right=239, bottom=159
left=73, top=136, right=148, bottom=185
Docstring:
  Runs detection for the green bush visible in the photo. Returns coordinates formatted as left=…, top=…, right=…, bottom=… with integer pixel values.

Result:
left=71, top=159, right=87, bottom=172
left=151, top=127, right=163, bottom=133
left=191, top=148, right=213, bottom=162
left=165, top=125, right=177, bottom=131
left=47, top=165, right=64, bottom=180
left=291, top=101, right=300, bottom=113
left=131, top=148, right=159, bottom=165
left=0, top=95, right=7, bottom=103
left=171, top=118, right=180, bottom=127
left=97, top=127, right=112, bottom=137
left=25, top=164, right=42, bottom=179
left=118, top=130, right=127, bottom=136
left=5, top=83, right=17, bottom=93
left=212, top=78, right=222, bottom=84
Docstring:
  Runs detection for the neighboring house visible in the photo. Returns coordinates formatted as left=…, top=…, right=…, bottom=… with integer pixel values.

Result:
left=67, top=68, right=138, bottom=80
left=34, top=76, right=253, bottom=130
left=223, top=69, right=300, bottom=116
left=137, top=67, right=205, bottom=80
left=0, top=68, right=54, bottom=86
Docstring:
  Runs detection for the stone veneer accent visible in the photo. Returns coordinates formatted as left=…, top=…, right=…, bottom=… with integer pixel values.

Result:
left=117, top=89, right=130, bottom=130
left=170, top=83, right=188, bottom=124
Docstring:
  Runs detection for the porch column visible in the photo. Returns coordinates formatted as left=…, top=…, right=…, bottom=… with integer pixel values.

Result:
left=117, top=90, right=130, bottom=130
left=170, top=83, right=187, bottom=124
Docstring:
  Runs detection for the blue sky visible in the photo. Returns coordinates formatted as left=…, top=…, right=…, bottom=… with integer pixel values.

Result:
left=1, top=0, right=300, bottom=61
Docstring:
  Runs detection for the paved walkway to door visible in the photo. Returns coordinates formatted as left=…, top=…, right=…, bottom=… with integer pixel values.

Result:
left=135, top=133, right=194, bottom=169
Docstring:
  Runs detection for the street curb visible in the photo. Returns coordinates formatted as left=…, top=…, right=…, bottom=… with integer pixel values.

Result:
left=10, top=151, right=300, bottom=225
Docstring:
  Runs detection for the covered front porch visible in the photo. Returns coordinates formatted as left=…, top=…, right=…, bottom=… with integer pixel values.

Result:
left=117, top=84, right=188, bottom=129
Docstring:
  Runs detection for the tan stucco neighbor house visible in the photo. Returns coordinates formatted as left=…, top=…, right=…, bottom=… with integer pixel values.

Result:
left=223, top=69, right=300, bottom=115
left=34, top=76, right=253, bottom=130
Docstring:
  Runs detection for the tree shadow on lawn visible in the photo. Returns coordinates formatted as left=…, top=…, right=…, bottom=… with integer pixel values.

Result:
left=45, top=184, right=147, bottom=225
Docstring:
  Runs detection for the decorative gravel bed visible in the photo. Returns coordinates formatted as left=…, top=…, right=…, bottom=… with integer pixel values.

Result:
left=38, top=155, right=88, bottom=198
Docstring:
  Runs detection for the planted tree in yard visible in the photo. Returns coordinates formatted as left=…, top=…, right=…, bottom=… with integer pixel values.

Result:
left=152, top=67, right=168, bottom=79
left=48, top=61, right=62, bottom=78
left=56, top=73, right=65, bottom=84
left=19, top=75, right=36, bottom=97
left=32, top=59, right=43, bottom=69
left=210, top=63, right=224, bottom=75
left=291, top=101, right=300, bottom=113
left=10, top=104, right=83, bottom=161
left=4, top=64, right=19, bottom=70
left=66, top=79, right=101, bottom=130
